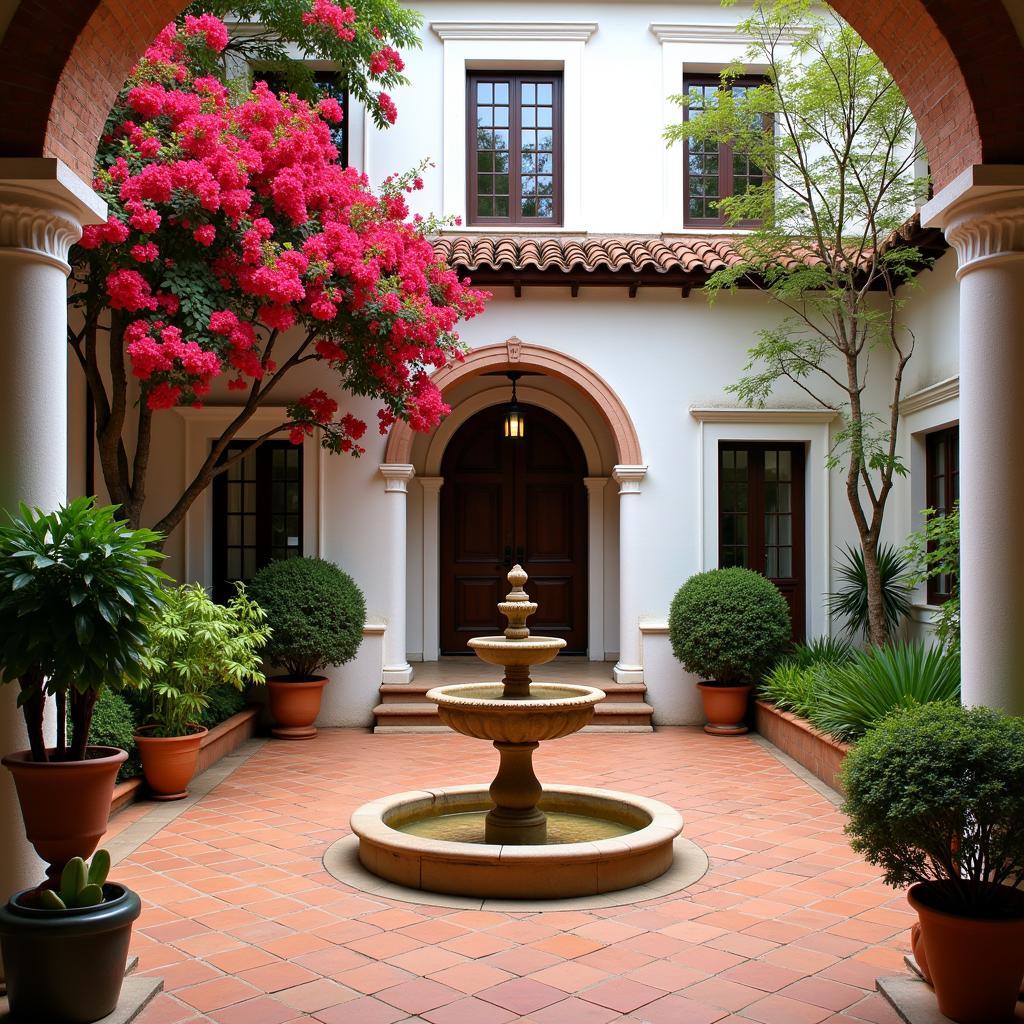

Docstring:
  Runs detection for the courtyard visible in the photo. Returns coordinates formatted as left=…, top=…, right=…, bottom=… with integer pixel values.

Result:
left=115, top=728, right=908, bottom=1024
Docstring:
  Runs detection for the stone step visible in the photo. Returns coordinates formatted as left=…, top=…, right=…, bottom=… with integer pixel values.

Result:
left=372, top=700, right=655, bottom=732
left=378, top=682, right=650, bottom=704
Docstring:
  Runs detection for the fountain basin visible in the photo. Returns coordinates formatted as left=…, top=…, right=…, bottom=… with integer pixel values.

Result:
left=468, top=635, right=565, bottom=667
left=426, top=683, right=604, bottom=742
left=351, top=784, right=684, bottom=899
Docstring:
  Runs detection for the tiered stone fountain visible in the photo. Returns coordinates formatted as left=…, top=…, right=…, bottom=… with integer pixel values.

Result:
left=351, top=567, right=683, bottom=899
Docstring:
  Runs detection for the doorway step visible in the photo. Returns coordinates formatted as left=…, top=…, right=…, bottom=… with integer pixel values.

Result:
left=373, top=681, right=653, bottom=733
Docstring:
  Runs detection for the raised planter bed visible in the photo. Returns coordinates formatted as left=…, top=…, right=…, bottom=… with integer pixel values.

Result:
left=109, top=706, right=260, bottom=816
left=755, top=700, right=851, bottom=794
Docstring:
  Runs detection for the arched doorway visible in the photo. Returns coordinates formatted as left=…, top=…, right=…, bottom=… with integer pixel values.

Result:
left=439, top=404, right=588, bottom=654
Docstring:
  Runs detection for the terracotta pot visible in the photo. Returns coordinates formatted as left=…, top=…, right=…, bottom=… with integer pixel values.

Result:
left=0, top=882, right=141, bottom=1023
left=908, top=881, right=1024, bottom=1024
left=134, top=726, right=207, bottom=801
left=697, top=683, right=752, bottom=735
left=2, top=746, right=127, bottom=879
left=268, top=676, right=327, bottom=740
left=910, top=920, right=932, bottom=983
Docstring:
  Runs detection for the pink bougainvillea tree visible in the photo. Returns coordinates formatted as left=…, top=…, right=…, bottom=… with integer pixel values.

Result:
left=69, top=10, right=486, bottom=536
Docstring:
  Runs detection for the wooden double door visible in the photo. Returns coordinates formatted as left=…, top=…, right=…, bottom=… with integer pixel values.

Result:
left=440, top=404, right=588, bottom=654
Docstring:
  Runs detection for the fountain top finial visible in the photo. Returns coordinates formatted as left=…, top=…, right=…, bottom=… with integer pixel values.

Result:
left=500, top=565, right=536, bottom=640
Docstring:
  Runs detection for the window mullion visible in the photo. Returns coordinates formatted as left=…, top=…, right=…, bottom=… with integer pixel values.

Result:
left=511, top=74, right=522, bottom=224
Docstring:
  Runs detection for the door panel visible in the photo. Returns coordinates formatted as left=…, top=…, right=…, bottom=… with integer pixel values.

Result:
left=441, top=404, right=588, bottom=653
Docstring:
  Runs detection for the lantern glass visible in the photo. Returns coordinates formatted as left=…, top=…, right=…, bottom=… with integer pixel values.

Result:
left=504, top=407, right=525, bottom=438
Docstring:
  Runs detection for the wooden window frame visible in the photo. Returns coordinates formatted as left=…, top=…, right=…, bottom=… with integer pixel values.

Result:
left=925, top=425, right=959, bottom=605
left=212, top=440, right=304, bottom=602
left=718, top=441, right=807, bottom=639
left=466, top=71, right=563, bottom=227
left=683, top=73, right=769, bottom=229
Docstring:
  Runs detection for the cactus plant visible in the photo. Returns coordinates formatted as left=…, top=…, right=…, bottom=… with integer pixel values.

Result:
left=37, top=850, right=110, bottom=910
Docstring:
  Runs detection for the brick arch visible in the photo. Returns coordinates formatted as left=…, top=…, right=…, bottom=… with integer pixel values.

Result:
left=383, top=341, right=643, bottom=466
left=0, top=1, right=1022, bottom=189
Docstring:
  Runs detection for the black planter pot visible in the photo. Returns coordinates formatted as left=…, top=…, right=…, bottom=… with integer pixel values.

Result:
left=0, top=883, right=141, bottom=1023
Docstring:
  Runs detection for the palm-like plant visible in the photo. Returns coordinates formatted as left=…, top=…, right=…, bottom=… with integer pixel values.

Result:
left=810, top=641, right=960, bottom=742
left=136, top=583, right=270, bottom=737
left=829, top=543, right=913, bottom=641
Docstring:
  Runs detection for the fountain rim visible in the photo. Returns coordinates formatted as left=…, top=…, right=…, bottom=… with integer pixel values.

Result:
left=426, top=682, right=606, bottom=710
left=351, top=783, right=683, bottom=859
left=467, top=635, right=567, bottom=649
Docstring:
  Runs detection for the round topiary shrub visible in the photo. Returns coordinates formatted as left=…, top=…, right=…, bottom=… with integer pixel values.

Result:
left=668, top=567, right=791, bottom=684
left=247, top=557, right=366, bottom=678
left=86, top=689, right=141, bottom=780
left=841, top=702, right=1024, bottom=911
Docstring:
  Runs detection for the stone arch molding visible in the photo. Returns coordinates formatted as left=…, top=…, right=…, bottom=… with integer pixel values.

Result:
left=384, top=339, right=643, bottom=466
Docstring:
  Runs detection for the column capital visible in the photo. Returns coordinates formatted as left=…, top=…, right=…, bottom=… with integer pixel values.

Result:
left=419, top=476, right=444, bottom=495
left=583, top=476, right=609, bottom=500
left=380, top=463, right=415, bottom=493
left=612, top=464, right=647, bottom=494
left=921, top=164, right=1024, bottom=279
left=0, top=158, right=107, bottom=274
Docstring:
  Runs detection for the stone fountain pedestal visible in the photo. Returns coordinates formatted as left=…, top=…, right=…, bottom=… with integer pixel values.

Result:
left=350, top=567, right=683, bottom=899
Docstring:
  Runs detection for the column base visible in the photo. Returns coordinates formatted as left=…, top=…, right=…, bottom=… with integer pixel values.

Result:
left=613, top=663, right=644, bottom=684
left=382, top=663, right=415, bottom=684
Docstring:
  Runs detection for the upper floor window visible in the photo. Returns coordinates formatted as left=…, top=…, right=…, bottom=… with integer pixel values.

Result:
left=254, top=69, right=349, bottom=167
left=468, top=72, right=562, bottom=226
left=212, top=441, right=303, bottom=602
left=926, top=425, right=959, bottom=604
left=684, top=74, right=768, bottom=228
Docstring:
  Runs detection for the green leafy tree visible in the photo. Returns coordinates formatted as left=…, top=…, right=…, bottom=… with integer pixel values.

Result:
left=666, top=0, right=930, bottom=645
left=905, top=503, right=960, bottom=654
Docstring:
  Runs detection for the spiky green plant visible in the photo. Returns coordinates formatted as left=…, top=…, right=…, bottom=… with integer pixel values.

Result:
left=37, top=851, right=111, bottom=910
left=810, top=641, right=959, bottom=742
left=788, top=636, right=855, bottom=669
left=760, top=661, right=820, bottom=719
left=829, top=544, right=912, bottom=641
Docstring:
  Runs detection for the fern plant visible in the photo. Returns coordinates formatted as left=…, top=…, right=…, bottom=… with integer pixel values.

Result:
left=810, top=641, right=960, bottom=742
left=829, top=544, right=912, bottom=641
left=136, top=583, right=270, bottom=737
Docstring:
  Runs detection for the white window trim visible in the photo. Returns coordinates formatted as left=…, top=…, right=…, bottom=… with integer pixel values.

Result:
left=436, top=35, right=591, bottom=230
left=691, top=406, right=838, bottom=639
left=174, top=406, right=321, bottom=590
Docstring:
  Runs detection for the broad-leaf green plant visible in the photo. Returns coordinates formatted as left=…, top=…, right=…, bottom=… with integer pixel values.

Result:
left=666, top=0, right=931, bottom=645
left=136, top=583, right=270, bottom=737
left=0, top=498, right=167, bottom=762
left=829, top=543, right=912, bottom=640
left=842, top=702, right=1024, bottom=914
left=669, top=567, right=791, bottom=685
left=247, top=557, right=366, bottom=678
left=810, top=641, right=959, bottom=742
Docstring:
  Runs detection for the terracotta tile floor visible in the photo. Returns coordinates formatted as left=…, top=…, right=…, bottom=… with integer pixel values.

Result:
left=113, top=728, right=912, bottom=1023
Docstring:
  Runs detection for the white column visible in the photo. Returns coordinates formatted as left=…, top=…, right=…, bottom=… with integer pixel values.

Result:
left=923, top=165, right=1024, bottom=714
left=420, top=477, right=444, bottom=662
left=612, top=465, right=648, bottom=683
left=583, top=477, right=608, bottom=662
left=379, top=464, right=415, bottom=683
left=0, top=159, right=106, bottom=901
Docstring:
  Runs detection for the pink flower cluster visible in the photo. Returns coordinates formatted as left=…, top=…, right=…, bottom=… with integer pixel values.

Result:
left=301, top=0, right=356, bottom=42
left=76, top=15, right=487, bottom=437
left=377, top=93, right=398, bottom=124
left=369, top=46, right=404, bottom=77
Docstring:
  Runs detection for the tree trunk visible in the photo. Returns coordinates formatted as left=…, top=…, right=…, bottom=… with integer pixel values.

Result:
left=861, top=531, right=890, bottom=647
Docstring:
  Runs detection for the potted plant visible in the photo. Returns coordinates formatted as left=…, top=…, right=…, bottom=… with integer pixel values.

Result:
left=0, top=850, right=141, bottom=1023
left=0, top=499, right=166, bottom=877
left=669, top=567, right=791, bottom=734
left=247, top=557, right=366, bottom=739
left=133, top=583, right=269, bottom=799
left=842, top=702, right=1024, bottom=1024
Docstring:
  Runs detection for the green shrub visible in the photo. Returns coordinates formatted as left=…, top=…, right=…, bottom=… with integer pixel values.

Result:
left=86, top=690, right=141, bottom=780
left=248, top=557, right=366, bottom=677
left=905, top=504, right=960, bottom=655
left=760, top=662, right=820, bottom=719
left=829, top=543, right=912, bottom=640
left=810, top=641, right=959, bottom=742
left=136, top=583, right=270, bottom=737
left=669, top=568, right=791, bottom=685
left=842, top=702, right=1024, bottom=914
left=197, top=684, right=248, bottom=728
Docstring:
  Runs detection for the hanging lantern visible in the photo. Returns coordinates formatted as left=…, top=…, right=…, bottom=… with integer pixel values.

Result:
left=503, top=372, right=525, bottom=439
